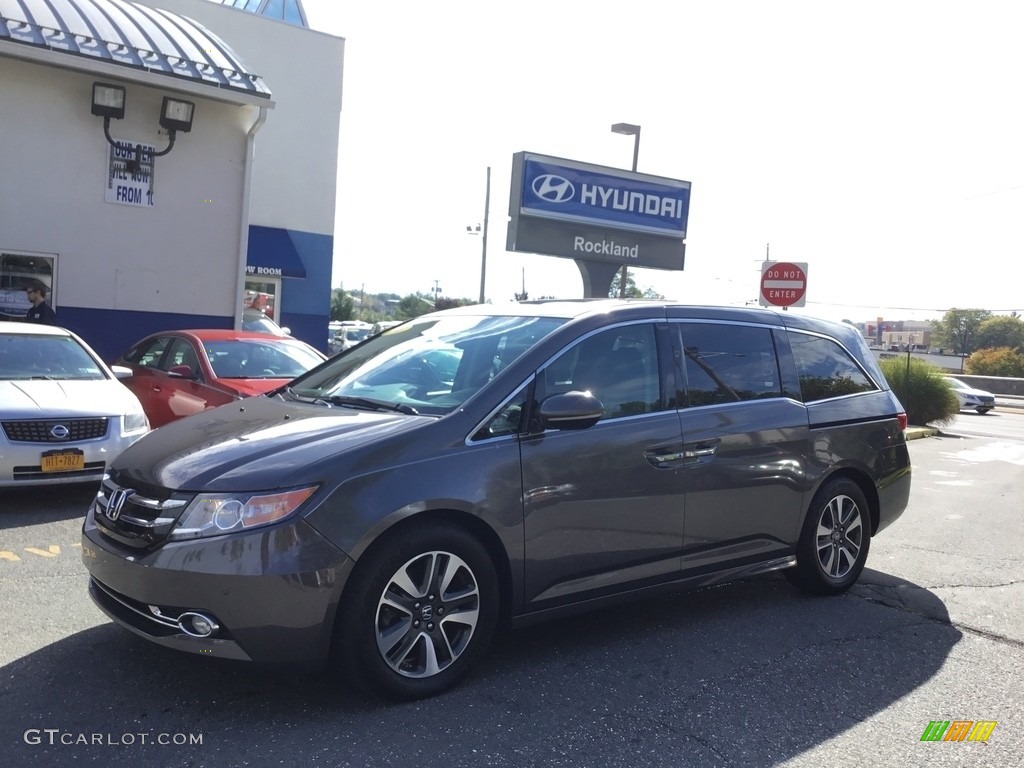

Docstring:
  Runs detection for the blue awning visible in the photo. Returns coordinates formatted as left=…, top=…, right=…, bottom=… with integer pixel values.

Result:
left=246, top=225, right=307, bottom=279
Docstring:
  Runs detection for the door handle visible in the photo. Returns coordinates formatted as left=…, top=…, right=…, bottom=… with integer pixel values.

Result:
left=646, top=442, right=719, bottom=468
left=649, top=446, right=718, bottom=462
left=686, top=445, right=718, bottom=459
left=650, top=451, right=687, bottom=463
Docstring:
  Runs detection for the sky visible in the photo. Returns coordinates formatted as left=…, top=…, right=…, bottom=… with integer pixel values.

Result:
left=301, top=0, right=1024, bottom=325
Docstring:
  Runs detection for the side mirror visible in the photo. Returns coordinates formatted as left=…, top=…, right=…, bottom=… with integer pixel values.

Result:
left=168, top=364, right=194, bottom=379
left=538, top=391, right=604, bottom=431
left=110, top=365, right=133, bottom=380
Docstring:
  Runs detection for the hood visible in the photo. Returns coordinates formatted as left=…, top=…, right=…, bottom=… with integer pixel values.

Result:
left=112, top=395, right=434, bottom=492
left=959, top=385, right=993, bottom=397
left=0, top=379, right=141, bottom=417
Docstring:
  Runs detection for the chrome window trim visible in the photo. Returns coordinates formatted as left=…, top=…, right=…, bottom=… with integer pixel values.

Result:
left=670, top=318, right=882, bottom=401
left=466, top=377, right=533, bottom=445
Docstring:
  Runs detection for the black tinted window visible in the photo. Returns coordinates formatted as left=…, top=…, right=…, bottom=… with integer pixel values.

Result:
left=789, top=333, right=877, bottom=402
left=125, top=337, right=170, bottom=369
left=679, top=323, right=781, bottom=406
left=541, top=324, right=662, bottom=420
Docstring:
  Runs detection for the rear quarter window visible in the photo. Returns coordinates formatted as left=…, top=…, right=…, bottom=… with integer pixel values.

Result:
left=789, top=332, right=878, bottom=402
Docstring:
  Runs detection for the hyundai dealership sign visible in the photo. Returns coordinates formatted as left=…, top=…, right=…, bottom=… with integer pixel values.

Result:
left=507, top=152, right=690, bottom=271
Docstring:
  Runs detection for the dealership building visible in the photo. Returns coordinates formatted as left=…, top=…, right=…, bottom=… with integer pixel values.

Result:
left=0, top=0, right=343, bottom=359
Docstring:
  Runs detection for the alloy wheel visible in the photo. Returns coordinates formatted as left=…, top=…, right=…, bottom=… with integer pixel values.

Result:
left=375, top=551, right=481, bottom=678
left=815, top=494, right=864, bottom=579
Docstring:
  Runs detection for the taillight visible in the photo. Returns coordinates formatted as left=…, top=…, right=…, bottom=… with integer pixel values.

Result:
left=896, top=412, right=908, bottom=431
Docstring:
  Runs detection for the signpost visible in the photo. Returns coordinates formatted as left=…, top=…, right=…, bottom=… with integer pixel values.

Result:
left=759, top=261, right=807, bottom=308
left=506, top=151, right=691, bottom=297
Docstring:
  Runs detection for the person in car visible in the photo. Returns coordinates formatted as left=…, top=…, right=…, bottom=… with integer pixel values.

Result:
left=25, top=281, right=57, bottom=325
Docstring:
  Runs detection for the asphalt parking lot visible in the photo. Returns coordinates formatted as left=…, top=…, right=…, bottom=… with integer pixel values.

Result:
left=1, top=410, right=1022, bottom=767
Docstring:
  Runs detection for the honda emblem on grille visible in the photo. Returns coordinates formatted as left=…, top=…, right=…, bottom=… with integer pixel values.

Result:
left=106, top=488, right=133, bottom=521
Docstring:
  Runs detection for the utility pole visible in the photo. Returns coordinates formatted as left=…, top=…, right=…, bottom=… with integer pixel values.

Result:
left=479, top=166, right=491, bottom=304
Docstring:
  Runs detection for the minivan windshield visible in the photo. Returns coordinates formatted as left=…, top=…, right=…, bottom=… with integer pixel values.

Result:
left=288, top=313, right=565, bottom=416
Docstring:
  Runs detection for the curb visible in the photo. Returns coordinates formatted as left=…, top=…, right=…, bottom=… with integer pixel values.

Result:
left=905, top=427, right=940, bottom=441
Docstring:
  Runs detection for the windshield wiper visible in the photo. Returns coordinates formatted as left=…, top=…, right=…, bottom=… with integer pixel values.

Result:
left=273, top=385, right=328, bottom=404
left=326, top=395, right=419, bottom=416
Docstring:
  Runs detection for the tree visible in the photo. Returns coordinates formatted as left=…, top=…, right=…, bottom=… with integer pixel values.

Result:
left=931, top=308, right=991, bottom=355
left=608, top=272, right=664, bottom=299
left=396, top=293, right=434, bottom=319
left=330, top=288, right=355, bottom=321
left=966, top=346, right=1024, bottom=377
left=435, top=296, right=474, bottom=311
left=974, top=314, right=1024, bottom=352
left=607, top=271, right=644, bottom=298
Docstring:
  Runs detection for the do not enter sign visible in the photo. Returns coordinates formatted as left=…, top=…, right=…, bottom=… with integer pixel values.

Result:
left=759, top=261, right=808, bottom=308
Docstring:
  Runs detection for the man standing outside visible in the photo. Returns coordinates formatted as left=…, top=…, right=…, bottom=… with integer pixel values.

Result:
left=25, top=281, right=57, bottom=325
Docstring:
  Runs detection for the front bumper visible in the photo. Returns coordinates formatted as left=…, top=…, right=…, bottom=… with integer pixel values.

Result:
left=0, top=429, right=144, bottom=487
left=82, top=504, right=354, bottom=667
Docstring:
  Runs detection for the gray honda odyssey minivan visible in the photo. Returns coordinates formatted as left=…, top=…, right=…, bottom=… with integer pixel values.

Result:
left=82, top=300, right=911, bottom=700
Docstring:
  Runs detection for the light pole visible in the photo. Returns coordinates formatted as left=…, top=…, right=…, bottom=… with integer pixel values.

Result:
left=611, top=123, right=641, bottom=298
left=480, top=166, right=491, bottom=304
left=465, top=166, right=491, bottom=304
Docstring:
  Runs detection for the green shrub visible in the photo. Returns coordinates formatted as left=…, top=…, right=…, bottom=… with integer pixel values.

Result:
left=879, top=357, right=959, bottom=426
left=966, top=346, right=1024, bottom=376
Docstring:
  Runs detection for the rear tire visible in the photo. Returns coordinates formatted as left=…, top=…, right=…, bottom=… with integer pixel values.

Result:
left=786, top=478, right=871, bottom=595
left=333, top=522, right=498, bottom=701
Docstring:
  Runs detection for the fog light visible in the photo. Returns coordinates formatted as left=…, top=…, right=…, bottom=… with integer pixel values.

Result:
left=178, top=612, right=219, bottom=637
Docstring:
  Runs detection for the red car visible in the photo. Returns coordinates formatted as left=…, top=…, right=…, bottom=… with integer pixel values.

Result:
left=114, top=330, right=326, bottom=428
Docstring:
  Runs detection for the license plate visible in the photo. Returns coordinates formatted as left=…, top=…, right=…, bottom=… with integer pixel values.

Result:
left=41, top=449, right=85, bottom=473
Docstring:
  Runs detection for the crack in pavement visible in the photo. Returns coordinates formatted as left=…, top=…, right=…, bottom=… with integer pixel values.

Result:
left=850, top=584, right=1024, bottom=650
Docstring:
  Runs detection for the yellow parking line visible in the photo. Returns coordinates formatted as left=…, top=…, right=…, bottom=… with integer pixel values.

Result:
left=0, top=551, right=21, bottom=562
left=24, top=546, right=60, bottom=558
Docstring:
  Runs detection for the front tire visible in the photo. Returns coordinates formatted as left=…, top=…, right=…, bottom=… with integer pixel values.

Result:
left=786, top=478, right=871, bottom=595
left=334, top=522, right=499, bottom=701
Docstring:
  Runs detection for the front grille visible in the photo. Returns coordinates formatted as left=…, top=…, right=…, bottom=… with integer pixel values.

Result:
left=94, top=475, right=189, bottom=549
left=2, top=418, right=109, bottom=443
left=13, top=461, right=106, bottom=481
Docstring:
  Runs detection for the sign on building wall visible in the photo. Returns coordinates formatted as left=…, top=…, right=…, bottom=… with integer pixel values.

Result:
left=105, top=140, right=155, bottom=208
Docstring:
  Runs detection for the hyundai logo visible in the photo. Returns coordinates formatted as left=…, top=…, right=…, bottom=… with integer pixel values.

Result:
left=531, top=174, right=575, bottom=203
left=106, top=488, right=133, bottom=522
left=49, top=424, right=70, bottom=440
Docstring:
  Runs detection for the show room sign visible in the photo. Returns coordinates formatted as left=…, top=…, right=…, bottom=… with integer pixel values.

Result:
left=105, top=139, right=155, bottom=208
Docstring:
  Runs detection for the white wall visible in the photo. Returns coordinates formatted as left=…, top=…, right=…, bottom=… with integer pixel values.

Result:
left=132, top=0, right=345, bottom=238
left=0, top=57, right=250, bottom=314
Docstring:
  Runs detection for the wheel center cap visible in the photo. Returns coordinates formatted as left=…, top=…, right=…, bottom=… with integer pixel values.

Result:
left=420, top=605, right=433, bottom=621
left=831, top=530, right=842, bottom=542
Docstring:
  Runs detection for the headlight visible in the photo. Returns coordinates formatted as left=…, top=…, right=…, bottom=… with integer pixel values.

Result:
left=123, top=411, right=150, bottom=434
left=169, top=486, right=317, bottom=541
